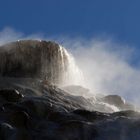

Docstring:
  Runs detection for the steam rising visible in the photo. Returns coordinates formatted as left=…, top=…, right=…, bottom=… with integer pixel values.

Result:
left=0, top=27, right=140, bottom=106
left=62, top=39, right=140, bottom=105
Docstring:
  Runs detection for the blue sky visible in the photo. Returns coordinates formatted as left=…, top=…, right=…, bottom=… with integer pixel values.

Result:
left=0, top=0, right=140, bottom=47
left=1, top=0, right=140, bottom=103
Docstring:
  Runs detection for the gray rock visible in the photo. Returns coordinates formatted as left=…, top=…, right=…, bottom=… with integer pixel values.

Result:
left=102, top=95, right=125, bottom=108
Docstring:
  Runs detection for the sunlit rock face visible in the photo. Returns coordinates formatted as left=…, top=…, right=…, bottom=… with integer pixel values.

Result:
left=0, top=40, right=70, bottom=85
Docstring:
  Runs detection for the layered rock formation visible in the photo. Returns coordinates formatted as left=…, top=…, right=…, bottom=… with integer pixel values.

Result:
left=0, top=40, right=139, bottom=140
left=0, top=40, right=71, bottom=85
left=0, top=78, right=139, bottom=140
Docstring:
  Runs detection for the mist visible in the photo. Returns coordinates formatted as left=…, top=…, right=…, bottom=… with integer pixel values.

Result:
left=61, top=38, right=140, bottom=106
left=0, top=27, right=140, bottom=106
left=0, top=27, right=44, bottom=45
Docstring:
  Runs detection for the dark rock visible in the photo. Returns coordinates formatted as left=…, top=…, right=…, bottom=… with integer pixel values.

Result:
left=48, top=111, right=86, bottom=123
left=73, top=109, right=109, bottom=122
left=15, top=129, right=32, bottom=140
left=0, top=89, right=24, bottom=102
left=20, top=99, right=53, bottom=118
left=33, top=121, right=59, bottom=140
left=3, top=103, right=26, bottom=113
left=95, top=115, right=140, bottom=140
left=0, top=79, right=138, bottom=140
left=0, top=78, right=138, bottom=140
left=9, top=111, right=30, bottom=128
left=56, top=120, right=98, bottom=140
left=0, top=123, right=16, bottom=139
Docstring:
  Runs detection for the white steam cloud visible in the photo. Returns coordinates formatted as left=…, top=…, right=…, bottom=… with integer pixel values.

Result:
left=62, top=38, right=140, bottom=105
left=0, top=27, right=140, bottom=106
left=0, top=27, right=23, bottom=45
left=0, top=27, right=44, bottom=45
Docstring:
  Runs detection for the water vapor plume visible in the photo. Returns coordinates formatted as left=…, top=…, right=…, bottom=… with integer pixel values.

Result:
left=0, top=27, right=44, bottom=46
left=62, top=38, right=140, bottom=106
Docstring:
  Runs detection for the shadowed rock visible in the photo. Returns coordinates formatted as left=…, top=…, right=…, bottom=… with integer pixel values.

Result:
left=9, top=111, right=30, bottom=128
left=0, top=123, right=15, bottom=140
left=0, top=89, right=23, bottom=102
left=0, top=78, right=138, bottom=140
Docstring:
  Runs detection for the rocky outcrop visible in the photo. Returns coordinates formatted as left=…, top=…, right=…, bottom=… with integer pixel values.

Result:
left=0, top=40, right=139, bottom=140
left=0, top=89, right=23, bottom=103
left=0, top=78, right=139, bottom=140
left=101, top=95, right=135, bottom=110
left=102, top=95, right=125, bottom=108
left=0, top=40, right=70, bottom=85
